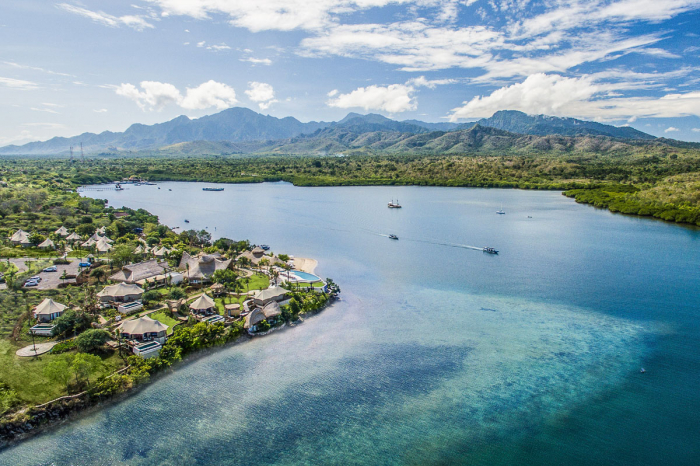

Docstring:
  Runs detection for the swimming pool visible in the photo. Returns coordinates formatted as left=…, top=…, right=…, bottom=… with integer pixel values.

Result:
left=292, top=271, right=322, bottom=282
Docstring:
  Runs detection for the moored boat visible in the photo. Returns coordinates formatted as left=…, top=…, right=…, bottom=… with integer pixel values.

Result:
left=203, top=187, right=224, bottom=191
left=388, top=199, right=402, bottom=208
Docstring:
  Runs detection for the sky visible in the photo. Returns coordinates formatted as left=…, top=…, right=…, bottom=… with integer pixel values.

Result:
left=1, top=0, right=700, bottom=146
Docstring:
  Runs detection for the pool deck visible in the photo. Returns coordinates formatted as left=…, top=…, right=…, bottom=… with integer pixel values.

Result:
left=294, top=257, right=317, bottom=274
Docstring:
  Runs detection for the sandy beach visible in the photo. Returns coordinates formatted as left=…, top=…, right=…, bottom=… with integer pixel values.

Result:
left=293, top=257, right=318, bottom=274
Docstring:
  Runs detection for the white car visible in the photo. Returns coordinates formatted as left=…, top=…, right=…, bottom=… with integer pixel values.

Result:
left=43, top=266, right=58, bottom=272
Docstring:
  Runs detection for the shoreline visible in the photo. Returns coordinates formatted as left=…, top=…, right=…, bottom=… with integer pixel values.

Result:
left=293, top=257, right=318, bottom=274
left=0, top=294, right=338, bottom=450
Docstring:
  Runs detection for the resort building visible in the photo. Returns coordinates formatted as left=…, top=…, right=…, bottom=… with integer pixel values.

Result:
left=189, top=293, right=217, bottom=316
left=33, top=298, right=67, bottom=322
left=109, top=259, right=170, bottom=284
left=66, top=232, right=82, bottom=242
left=153, top=246, right=171, bottom=258
left=54, top=226, right=70, bottom=236
left=97, top=283, right=144, bottom=303
left=237, top=247, right=286, bottom=267
left=38, top=238, right=55, bottom=249
left=244, top=308, right=266, bottom=332
left=179, top=252, right=233, bottom=284
left=252, top=287, right=290, bottom=307
left=118, top=316, right=168, bottom=344
left=10, top=229, right=32, bottom=247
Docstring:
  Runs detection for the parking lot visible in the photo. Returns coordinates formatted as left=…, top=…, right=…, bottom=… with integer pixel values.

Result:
left=25, top=261, right=81, bottom=290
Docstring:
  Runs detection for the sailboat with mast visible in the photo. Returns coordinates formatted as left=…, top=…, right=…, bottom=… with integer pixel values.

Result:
left=388, top=199, right=402, bottom=208
left=496, top=203, right=505, bottom=214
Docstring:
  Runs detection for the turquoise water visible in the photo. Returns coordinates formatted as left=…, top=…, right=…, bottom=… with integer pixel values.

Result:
left=2, top=182, right=699, bottom=465
left=292, top=271, right=322, bottom=281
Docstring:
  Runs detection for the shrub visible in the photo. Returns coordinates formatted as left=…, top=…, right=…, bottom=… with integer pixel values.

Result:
left=169, top=287, right=186, bottom=300
left=53, top=258, right=69, bottom=265
left=142, top=290, right=162, bottom=304
left=50, top=339, right=77, bottom=354
left=75, top=329, right=110, bottom=353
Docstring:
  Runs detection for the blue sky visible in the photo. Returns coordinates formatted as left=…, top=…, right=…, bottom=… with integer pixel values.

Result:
left=2, top=0, right=700, bottom=146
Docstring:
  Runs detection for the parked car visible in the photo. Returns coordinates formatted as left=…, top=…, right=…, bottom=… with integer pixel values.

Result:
left=78, top=262, right=91, bottom=268
left=30, top=276, right=41, bottom=281
left=24, top=280, right=38, bottom=287
left=43, top=266, right=57, bottom=272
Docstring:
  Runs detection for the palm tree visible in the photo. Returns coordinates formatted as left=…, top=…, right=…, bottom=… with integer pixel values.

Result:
left=90, top=268, right=106, bottom=284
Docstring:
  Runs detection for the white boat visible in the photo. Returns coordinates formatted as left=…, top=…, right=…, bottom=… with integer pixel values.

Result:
left=388, top=199, right=402, bottom=208
left=496, top=203, right=505, bottom=214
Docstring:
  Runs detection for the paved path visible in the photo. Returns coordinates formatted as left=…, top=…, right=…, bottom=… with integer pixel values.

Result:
left=16, top=341, right=57, bottom=357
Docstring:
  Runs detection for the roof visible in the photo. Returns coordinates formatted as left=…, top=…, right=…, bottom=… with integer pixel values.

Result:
left=236, top=250, right=285, bottom=266
left=244, top=308, right=267, bottom=329
left=251, top=247, right=265, bottom=255
left=82, top=238, right=96, bottom=247
left=10, top=229, right=30, bottom=243
left=210, top=283, right=225, bottom=290
left=34, top=298, right=67, bottom=317
left=66, top=232, right=82, bottom=241
left=189, top=293, right=215, bottom=310
left=97, top=282, right=144, bottom=298
left=95, top=237, right=113, bottom=252
left=38, top=238, right=55, bottom=248
left=119, top=316, right=167, bottom=335
left=135, top=272, right=183, bottom=286
left=109, top=259, right=169, bottom=283
left=179, top=251, right=232, bottom=280
left=55, top=226, right=69, bottom=236
left=262, top=301, right=282, bottom=319
left=253, top=287, right=288, bottom=303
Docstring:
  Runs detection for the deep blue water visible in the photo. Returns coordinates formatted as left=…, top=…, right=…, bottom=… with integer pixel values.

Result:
left=2, top=182, right=699, bottom=465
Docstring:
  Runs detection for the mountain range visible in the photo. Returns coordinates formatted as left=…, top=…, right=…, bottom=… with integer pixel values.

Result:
left=0, top=107, right=665, bottom=156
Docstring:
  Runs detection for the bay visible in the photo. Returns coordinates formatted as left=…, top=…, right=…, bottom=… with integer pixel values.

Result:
left=2, top=181, right=699, bottom=465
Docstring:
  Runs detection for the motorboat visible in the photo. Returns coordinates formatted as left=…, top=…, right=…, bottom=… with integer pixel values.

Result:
left=389, top=234, right=399, bottom=240
left=203, top=187, right=224, bottom=191
left=260, top=244, right=270, bottom=250
left=184, top=219, right=190, bottom=223
left=483, top=247, right=498, bottom=254
left=388, top=199, right=402, bottom=208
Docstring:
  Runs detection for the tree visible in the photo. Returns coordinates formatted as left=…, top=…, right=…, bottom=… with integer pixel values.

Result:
left=75, top=329, right=110, bottom=353
left=82, top=286, right=99, bottom=315
left=43, top=356, right=73, bottom=389
left=211, top=269, right=237, bottom=287
left=109, top=244, right=133, bottom=268
left=90, top=268, right=106, bottom=283
left=29, top=233, right=45, bottom=246
left=71, top=353, right=102, bottom=387
left=60, top=269, right=68, bottom=285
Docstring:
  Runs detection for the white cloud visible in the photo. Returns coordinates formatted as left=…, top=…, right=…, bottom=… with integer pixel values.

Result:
left=93, top=108, right=108, bottom=113
left=206, top=43, right=231, bottom=51
left=692, top=128, right=700, bottom=132
left=245, top=82, right=277, bottom=110
left=115, top=81, right=181, bottom=110
left=407, top=76, right=457, bottom=88
left=116, top=80, right=237, bottom=111
left=0, top=130, right=34, bottom=146
left=181, top=80, right=237, bottom=109
left=57, top=4, right=154, bottom=31
left=30, top=107, right=59, bottom=114
left=240, top=57, right=272, bottom=65
left=327, top=83, right=417, bottom=113
left=197, top=41, right=206, bottom=47
left=664, top=126, right=680, bottom=132
left=3, top=61, right=73, bottom=77
left=0, top=76, right=38, bottom=90
left=448, top=73, right=700, bottom=122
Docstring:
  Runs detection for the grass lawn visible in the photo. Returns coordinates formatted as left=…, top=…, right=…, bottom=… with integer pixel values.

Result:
left=240, top=273, right=269, bottom=292
left=214, top=295, right=247, bottom=315
left=150, top=311, right=179, bottom=335
left=0, top=339, right=125, bottom=405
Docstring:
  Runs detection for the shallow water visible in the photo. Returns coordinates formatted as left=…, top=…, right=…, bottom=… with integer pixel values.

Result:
left=3, top=182, right=699, bottom=465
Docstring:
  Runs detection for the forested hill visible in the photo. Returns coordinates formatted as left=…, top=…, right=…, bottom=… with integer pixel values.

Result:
left=153, top=124, right=692, bottom=157
left=0, top=107, right=666, bottom=156
left=475, top=110, right=655, bottom=140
